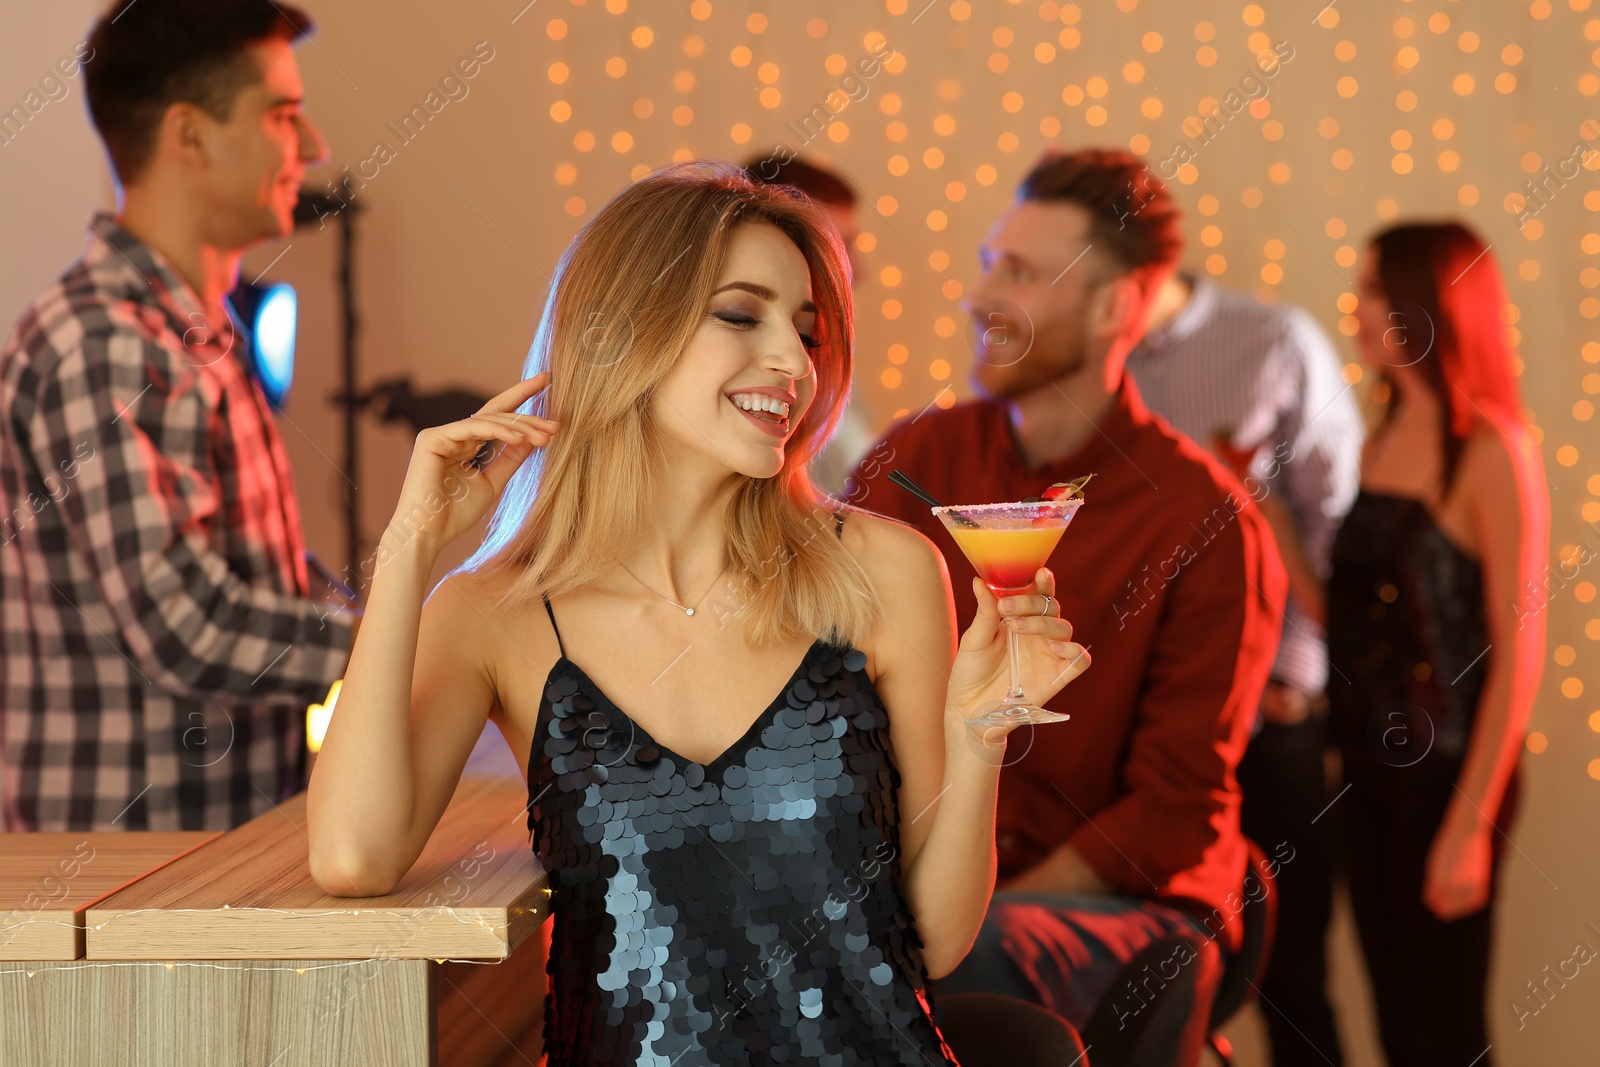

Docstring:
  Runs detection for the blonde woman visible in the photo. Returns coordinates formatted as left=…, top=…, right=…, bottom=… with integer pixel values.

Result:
left=306, top=162, right=1089, bottom=1065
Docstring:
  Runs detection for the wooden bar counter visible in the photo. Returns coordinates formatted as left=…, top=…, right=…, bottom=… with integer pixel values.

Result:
left=0, top=775, right=550, bottom=1067
left=1, top=831, right=220, bottom=961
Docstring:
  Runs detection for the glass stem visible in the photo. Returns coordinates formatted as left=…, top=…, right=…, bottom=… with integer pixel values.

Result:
left=1005, top=624, right=1026, bottom=704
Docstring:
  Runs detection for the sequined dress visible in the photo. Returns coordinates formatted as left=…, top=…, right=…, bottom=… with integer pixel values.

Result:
left=527, top=521, right=958, bottom=1066
left=1327, top=490, right=1490, bottom=765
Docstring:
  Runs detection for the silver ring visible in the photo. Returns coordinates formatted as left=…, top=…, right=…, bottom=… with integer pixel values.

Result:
left=1038, top=594, right=1053, bottom=617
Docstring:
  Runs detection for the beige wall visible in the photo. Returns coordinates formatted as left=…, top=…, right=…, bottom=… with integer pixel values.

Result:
left=0, top=3, right=111, bottom=318
left=4, top=2, right=1599, bottom=1064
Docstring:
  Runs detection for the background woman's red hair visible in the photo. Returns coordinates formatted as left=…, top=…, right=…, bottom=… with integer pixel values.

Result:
left=1370, top=220, right=1524, bottom=491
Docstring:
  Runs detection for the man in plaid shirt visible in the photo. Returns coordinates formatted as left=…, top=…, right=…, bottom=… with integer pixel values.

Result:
left=0, top=0, right=354, bottom=831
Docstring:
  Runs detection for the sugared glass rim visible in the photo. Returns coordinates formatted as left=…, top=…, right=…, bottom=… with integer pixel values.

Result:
left=931, top=498, right=1085, bottom=517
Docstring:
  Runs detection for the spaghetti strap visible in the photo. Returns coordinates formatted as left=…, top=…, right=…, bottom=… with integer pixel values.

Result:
left=542, top=596, right=567, bottom=658
left=834, top=509, right=845, bottom=539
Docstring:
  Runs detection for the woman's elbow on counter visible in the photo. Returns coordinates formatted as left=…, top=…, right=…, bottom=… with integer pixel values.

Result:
left=309, top=848, right=399, bottom=898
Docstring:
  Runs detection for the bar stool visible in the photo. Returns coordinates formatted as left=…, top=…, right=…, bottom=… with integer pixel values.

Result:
left=1076, top=839, right=1280, bottom=1066
left=937, top=991, right=1090, bottom=1066
left=1204, top=839, right=1280, bottom=1065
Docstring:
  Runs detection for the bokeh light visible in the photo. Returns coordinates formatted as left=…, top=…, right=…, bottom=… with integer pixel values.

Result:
left=512, top=2, right=1600, bottom=802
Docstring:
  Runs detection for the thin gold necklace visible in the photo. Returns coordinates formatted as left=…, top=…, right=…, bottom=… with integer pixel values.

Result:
left=617, top=557, right=731, bottom=616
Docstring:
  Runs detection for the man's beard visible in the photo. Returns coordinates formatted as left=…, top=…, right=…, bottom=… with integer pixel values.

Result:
left=972, top=333, right=1087, bottom=400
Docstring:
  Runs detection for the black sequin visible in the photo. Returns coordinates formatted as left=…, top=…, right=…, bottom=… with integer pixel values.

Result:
left=528, top=611, right=958, bottom=1066
left=1328, top=491, right=1489, bottom=763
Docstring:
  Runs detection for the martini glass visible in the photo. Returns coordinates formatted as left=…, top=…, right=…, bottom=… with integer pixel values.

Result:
left=934, top=498, right=1084, bottom=727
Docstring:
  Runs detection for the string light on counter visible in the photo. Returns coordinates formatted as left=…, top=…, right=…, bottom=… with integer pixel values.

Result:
left=3, top=955, right=524, bottom=980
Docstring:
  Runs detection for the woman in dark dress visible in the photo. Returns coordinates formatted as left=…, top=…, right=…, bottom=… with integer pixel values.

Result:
left=1328, top=222, right=1549, bottom=1067
left=304, top=162, right=1091, bottom=1065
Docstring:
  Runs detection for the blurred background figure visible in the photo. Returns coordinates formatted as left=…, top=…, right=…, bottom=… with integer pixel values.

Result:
left=1128, top=214, right=1364, bottom=1064
left=0, top=0, right=355, bottom=833
left=742, top=154, right=875, bottom=497
left=1328, top=222, right=1548, bottom=1067
left=851, top=148, right=1288, bottom=1067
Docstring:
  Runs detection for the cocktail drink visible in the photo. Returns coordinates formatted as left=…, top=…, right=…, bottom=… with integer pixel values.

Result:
left=945, top=523, right=1070, bottom=598
left=934, top=496, right=1084, bottom=727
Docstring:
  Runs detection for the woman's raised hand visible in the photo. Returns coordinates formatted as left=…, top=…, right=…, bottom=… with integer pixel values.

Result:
left=946, top=566, right=1091, bottom=730
left=384, top=373, right=557, bottom=558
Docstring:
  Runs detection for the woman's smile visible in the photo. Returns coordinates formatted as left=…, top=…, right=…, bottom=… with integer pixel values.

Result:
left=726, top=385, right=795, bottom=437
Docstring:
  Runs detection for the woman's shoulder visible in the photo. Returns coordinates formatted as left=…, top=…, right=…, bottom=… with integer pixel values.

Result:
left=423, top=567, right=568, bottom=712
left=1458, top=413, right=1543, bottom=495
left=422, top=567, right=556, bottom=663
left=426, top=566, right=502, bottom=617
left=835, top=503, right=935, bottom=554
left=835, top=506, right=951, bottom=601
left=1447, top=415, right=1549, bottom=548
left=829, top=506, right=955, bottom=677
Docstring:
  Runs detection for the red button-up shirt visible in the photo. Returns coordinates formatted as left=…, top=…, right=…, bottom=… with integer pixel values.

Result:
left=847, top=381, right=1286, bottom=951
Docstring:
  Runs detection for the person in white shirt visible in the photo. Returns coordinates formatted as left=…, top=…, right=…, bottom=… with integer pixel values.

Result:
left=1129, top=266, right=1364, bottom=1067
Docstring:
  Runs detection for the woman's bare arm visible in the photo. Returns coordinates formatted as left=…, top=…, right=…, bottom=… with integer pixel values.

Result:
left=306, top=375, right=555, bottom=896
left=861, top=520, right=987, bottom=980
left=1424, top=422, right=1548, bottom=919
left=853, top=515, right=1087, bottom=979
left=1452, top=423, right=1547, bottom=819
left=306, top=553, right=500, bottom=896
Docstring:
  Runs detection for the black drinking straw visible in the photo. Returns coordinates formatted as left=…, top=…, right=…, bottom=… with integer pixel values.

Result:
left=887, top=469, right=979, bottom=526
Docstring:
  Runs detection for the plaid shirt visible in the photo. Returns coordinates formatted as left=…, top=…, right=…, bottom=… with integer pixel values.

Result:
left=0, top=213, right=354, bottom=832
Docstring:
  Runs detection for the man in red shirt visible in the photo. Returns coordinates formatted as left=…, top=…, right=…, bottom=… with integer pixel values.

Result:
left=847, top=149, right=1287, bottom=1064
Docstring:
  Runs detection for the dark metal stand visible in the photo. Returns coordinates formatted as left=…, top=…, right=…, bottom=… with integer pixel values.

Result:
left=336, top=205, right=360, bottom=574
left=293, top=191, right=364, bottom=575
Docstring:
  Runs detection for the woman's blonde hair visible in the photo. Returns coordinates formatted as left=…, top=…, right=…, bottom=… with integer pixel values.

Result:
left=459, top=161, right=879, bottom=648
